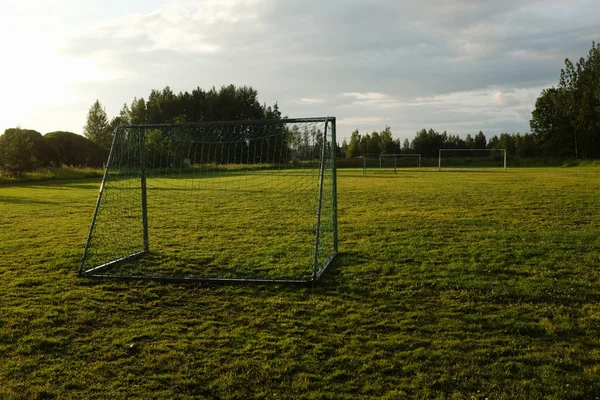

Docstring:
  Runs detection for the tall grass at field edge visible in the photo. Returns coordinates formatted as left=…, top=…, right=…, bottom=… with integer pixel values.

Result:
left=0, top=167, right=105, bottom=185
left=1, top=159, right=600, bottom=185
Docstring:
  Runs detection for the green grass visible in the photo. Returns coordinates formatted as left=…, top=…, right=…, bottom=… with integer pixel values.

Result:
left=0, top=166, right=105, bottom=185
left=1, top=167, right=600, bottom=399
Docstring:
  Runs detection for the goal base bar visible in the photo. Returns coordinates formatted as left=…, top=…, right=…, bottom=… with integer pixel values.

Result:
left=80, top=250, right=147, bottom=275
left=78, top=251, right=338, bottom=287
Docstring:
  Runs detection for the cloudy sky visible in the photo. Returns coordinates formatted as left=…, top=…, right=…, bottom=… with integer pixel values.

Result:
left=1, top=0, right=599, bottom=142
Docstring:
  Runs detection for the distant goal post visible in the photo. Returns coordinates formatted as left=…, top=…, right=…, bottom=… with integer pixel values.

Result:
left=438, top=149, right=507, bottom=171
left=362, top=153, right=422, bottom=174
left=379, top=154, right=421, bottom=169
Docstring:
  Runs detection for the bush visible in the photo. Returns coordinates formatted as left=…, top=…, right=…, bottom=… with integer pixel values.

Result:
left=44, top=131, right=109, bottom=168
left=3, top=128, right=59, bottom=167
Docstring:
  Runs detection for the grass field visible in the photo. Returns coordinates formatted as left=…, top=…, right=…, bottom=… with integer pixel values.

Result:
left=0, top=167, right=105, bottom=185
left=1, top=167, right=599, bottom=399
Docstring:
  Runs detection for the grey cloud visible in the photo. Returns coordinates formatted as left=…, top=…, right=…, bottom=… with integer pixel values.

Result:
left=61, top=0, right=599, bottom=139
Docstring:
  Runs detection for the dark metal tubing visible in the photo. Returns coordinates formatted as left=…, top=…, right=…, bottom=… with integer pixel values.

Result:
left=330, top=119, right=338, bottom=253
left=78, top=128, right=120, bottom=274
left=80, top=251, right=147, bottom=275
left=118, top=117, right=332, bottom=130
left=315, top=251, right=338, bottom=281
left=81, top=273, right=314, bottom=287
left=81, top=250, right=337, bottom=286
left=140, top=130, right=149, bottom=251
left=312, top=119, right=329, bottom=280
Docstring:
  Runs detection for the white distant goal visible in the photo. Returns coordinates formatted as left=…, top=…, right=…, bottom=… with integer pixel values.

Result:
left=380, top=154, right=421, bottom=170
left=438, top=149, right=507, bottom=171
left=363, top=153, right=421, bottom=174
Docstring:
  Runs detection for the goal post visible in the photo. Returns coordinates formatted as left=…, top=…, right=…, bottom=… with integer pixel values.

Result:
left=438, top=149, right=507, bottom=171
left=79, top=117, right=338, bottom=285
left=362, top=153, right=421, bottom=174
left=379, top=154, right=421, bottom=171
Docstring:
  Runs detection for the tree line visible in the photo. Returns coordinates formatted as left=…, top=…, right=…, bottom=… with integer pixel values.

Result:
left=341, top=42, right=600, bottom=160
left=341, top=127, right=537, bottom=159
left=1, top=42, right=598, bottom=177
left=0, top=129, right=108, bottom=178
left=83, top=84, right=282, bottom=149
left=0, top=85, right=281, bottom=177
left=529, top=42, right=600, bottom=159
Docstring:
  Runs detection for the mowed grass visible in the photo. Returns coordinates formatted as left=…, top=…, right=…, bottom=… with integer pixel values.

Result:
left=0, top=167, right=599, bottom=399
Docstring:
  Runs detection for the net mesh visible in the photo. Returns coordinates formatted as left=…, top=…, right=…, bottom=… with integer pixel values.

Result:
left=363, top=153, right=421, bottom=173
left=80, top=118, right=337, bottom=282
left=439, top=149, right=506, bottom=169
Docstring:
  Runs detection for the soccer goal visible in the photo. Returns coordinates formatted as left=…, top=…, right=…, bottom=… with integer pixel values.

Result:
left=362, top=153, right=421, bottom=174
left=438, top=149, right=507, bottom=171
left=379, top=154, right=421, bottom=172
left=79, top=117, right=338, bottom=285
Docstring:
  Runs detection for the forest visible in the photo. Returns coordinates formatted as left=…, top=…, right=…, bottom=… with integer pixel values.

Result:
left=0, top=85, right=281, bottom=178
left=343, top=42, right=600, bottom=160
left=0, top=42, right=598, bottom=177
left=341, top=127, right=536, bottom=159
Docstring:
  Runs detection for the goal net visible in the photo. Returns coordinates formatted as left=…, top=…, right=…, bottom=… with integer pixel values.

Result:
left=438, top=149, right=507, bottom=171
left=79, top=118, right=338, bottom=284
left=362, top=153, right=421, bottom=174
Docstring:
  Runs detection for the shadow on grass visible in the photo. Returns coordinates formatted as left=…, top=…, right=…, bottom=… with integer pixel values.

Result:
left=0, top=196, right=55, bottom=205
left=0, top=177, right=103, bottom=190
left=339, top=169, right=510, bottom=178
left=78, top=251, right=355, bottom=295
left=79, top=250, right=318, bottom=284
left=338, top=170, right=510, bottom=179
left=60, top=183, right=102, bottom=190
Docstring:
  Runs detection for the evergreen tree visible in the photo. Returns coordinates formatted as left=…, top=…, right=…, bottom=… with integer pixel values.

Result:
left=369, top=131, right=381, bottom=154
left=346, top=130, right=361, bottom=159
left=519, top=133, right=537, bottom=158
left=130, top=97, right=147, bottom=124
left=341, top=139, right=348, bottom=158
left=360, top=133, right=372, bottom=156
left=531, top=42, right=600, bottom=158
left=118, top=103, right=132, bottom=123
left=487, top=135, right=500, bottom=149
left=83, top=100, right=112, bottom=149
left=465, top=134, right=475, bottom=149
left=474, top=131, right=487, bottom=149
left=108, top=103, right=132, bottom=142
left=530, top=88, right=566, bottom=156
left=265, top=102, right=282, bottom=119
left=379, top=126, right=395, bottom=153
left=499, top=133, right=516, bottom=155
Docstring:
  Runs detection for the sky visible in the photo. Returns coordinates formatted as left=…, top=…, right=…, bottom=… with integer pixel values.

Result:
left=0, top=0, right=599, bottom=142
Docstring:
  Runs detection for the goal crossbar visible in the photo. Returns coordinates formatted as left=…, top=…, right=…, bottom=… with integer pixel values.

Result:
left=379, top=153, right=422, bottom=169
left=362, top=153, right=421, bottom=174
